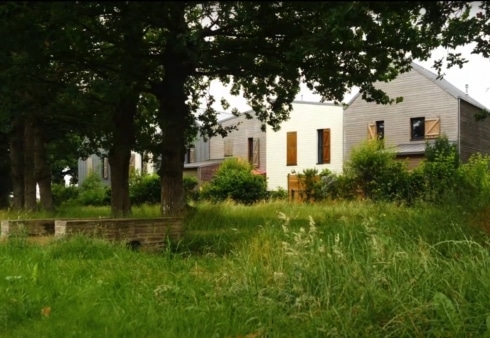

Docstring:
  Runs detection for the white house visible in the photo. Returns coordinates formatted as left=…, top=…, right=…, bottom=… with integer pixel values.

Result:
left=266, top=101, right=344, bottom=191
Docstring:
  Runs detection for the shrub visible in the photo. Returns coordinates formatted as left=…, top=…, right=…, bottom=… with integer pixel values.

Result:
left=201, top=158, right=267, bottom=204
left=51, top=184, right=79, bottom=207
left=77, top=172, right=110, bottom=206
left=420, top=135, right=460, bottom=203
left=130, top=173, right=160, bottom=205
left=344, top=139, right=415, bottom=202
left=268, top=187, right=289, bottom=201
left=456, top=153, right=490, bottom=209
left=183, top=175, right=199, bottom=202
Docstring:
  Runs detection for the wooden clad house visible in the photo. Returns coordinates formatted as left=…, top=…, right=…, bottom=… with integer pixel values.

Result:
left=344, top=62, right=490, bottom=169
left=209, top=112, right=267, bottom=174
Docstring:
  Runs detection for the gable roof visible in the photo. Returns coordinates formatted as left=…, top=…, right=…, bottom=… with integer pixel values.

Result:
left=346, top=62, right=489, bottom=111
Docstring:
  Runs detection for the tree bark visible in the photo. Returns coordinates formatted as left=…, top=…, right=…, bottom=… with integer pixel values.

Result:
left=8, top=115, right=24, bottom=210
left=34, top=123, right=53, bottom=211
left=108, top=95, right=138, bottom=218
left=155, top=75, right=188, bottom=217
left=0, top=132, right=11, bottom=209
left=23, top=118, right=37, bottom=211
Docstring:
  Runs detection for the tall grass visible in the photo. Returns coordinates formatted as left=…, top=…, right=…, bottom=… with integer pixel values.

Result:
left=1, top=200, right=490, bottom=337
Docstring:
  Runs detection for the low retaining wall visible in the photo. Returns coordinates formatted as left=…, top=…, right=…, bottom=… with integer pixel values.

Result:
left=1, top=219, right=55, bottom=237
left=55, top=218, right=183, bottom=252
left=1, top=217, right=184, bottom=252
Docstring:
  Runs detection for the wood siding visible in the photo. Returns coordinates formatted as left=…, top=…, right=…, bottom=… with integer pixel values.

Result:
left=459, top=99, right=490, bottom=162
left=344, top=69, right=459, bottom=164
left=209, top=113, right=267, bottom=173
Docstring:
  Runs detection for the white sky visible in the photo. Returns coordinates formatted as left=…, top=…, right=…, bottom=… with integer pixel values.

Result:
left=208, top=45, right=490, bottom=119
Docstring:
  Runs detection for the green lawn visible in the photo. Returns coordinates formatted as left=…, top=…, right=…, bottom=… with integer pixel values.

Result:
left=1, top=200, right=490, bottom=337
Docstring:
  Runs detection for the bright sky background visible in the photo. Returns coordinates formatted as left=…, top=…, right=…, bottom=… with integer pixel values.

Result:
left=209, top=44, right=490, bottom=119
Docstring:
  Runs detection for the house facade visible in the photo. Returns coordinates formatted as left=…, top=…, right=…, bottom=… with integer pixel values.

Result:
left=209, top=112, right=267, bottom=174
left=78, top=151, right=155, bottom=186
left=265, top=101, right=344, bottom=191
left=344, top=62, right=490, bottom=169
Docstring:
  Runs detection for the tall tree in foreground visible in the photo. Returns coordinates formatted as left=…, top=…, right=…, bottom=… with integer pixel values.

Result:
left=146, top=1, right=472, bottom=215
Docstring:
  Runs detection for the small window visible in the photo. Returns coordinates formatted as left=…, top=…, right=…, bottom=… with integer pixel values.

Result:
left=185, top=148, right=195, bottom=163
left=376, top=121, right=384, bottom=140
left=248, top=137, right=260, bottom=167
left=411, top=117, right=425, bottom=140
left=286, top=132, right=297, bottom=166
left=317, top=129, right=331, bottom=164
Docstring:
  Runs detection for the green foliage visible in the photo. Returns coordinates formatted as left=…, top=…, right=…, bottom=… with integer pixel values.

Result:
left=268, top=187, right=289, bottom=201
left=51, top=184, right=79, bottom=207
left=421, top=135, right=460, bottom=203
left=456, top=153, right=490, bottom=210
left=345, top=140, right=419, bottom=202
left=200, top=158, right=267, bottom=204
left=77, top=172, right=110, bottom=206
left=2, top=201, right=490, bottom=337
left=297, top=168, right=321, bottom=203
left=183, top=175, right=199, bottom=202
left=129, top=173, right=160, bottom=206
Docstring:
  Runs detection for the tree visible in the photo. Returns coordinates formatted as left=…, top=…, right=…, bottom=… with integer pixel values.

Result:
left=144, top=1, right=472, bottom=215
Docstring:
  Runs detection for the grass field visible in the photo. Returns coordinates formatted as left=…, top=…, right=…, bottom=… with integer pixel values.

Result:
left=1, top=200, right=490, bottom=337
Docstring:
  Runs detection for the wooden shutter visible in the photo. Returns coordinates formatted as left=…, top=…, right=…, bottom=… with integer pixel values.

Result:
left=287, top=132, right=297, bottom=166
left=425, top=118, right=440, bottom=139
left=224, top=139, right=233, bottom=157
left=322, top=129, right=331, bottom=164
left=252, top=138, right=260, bottom=167
left=367, top=122, right=376, bottom=140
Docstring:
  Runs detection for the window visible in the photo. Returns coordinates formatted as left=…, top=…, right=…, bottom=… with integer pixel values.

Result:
left=224, top=139, right=233, bottom=157
left=368, top=120, right=384, bottom=140
left=410, top=117, right=440, bottom=140
left=186, top=147, right=196, bottom=163
left=248, top=137, right=260, bottom=167
left=376, top=121, right=384, bottom=140
left=317, top=128, right=331, bottom=164
left=286, top=132, right=297, bottom=166
left=411, top=117, right=425, bottom=140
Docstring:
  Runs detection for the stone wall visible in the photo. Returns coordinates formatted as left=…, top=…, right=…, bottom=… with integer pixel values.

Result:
left=1, top=217, right=184, bottom=252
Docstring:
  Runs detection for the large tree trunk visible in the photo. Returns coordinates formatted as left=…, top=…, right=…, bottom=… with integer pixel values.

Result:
left=0, top=132, right=11, bottom=209
left=108, top=148, right=132, bottom=218
left=34, top=124, right=53, bottom=211
left=8, top=115, right=24, bottom=210
left=156, top=76, right=188, bottom=217
left=23, top=119, right=37, bottom=211
left=108, top=95, right=138, bottom=218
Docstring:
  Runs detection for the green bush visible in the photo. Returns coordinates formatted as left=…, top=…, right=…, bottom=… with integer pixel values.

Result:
left=183, top=175, right=199, bottom=202
left=129, top=173, right=160, bottom=205
left=268, top=187, right=289, bottom=201
left=51, top=183, right=79, bottom=207
left=201, top=158, right=267, bottom=204
left=344, top=139, right=416, bottom=203
left=456, top=153, right=490, bottom=209
left=77, top=172, right=111, bottom=206
left=420, top=135, right=460, bottom=203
